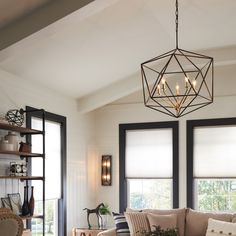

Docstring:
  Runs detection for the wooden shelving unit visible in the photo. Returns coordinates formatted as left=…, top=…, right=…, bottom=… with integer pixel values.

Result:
left=21, top=214, right=44, bottom=220
left=0, top=123, right=43, bottom=135
left=0, top=109, right=46, bottom=236
left=0, top=150, right=43, bottom=157
left=0, top=176, right=44, bottom=180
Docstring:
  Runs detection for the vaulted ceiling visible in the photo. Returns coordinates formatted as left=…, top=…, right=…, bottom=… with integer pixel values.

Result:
left=0, top=0, right=235, bottom=112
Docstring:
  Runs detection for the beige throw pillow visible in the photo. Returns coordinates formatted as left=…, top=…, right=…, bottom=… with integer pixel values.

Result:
left=143, top=208, right=186, bottom=236
left=206, top=218, right=236, bottom=236
left=185, top=209, right=233, bottom=236
left=125, top=212, right=150, bottom=236
left=147, top=213, right=177, bottom=231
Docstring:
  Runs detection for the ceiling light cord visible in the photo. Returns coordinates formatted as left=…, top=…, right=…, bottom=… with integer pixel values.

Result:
left=175, top=0, right=179, bottom=49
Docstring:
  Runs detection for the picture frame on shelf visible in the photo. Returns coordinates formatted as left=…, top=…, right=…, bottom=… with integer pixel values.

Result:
left=1, top=197, right=12, bottom=210
left=8, top=193, right=22, bottom=215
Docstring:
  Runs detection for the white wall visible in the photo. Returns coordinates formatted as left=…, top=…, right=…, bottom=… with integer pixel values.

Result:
left=1, top=62, right=236, bottom=233
left=0, top=68, right=96, bottom=235
left=94, top=94, right=236, bottom=224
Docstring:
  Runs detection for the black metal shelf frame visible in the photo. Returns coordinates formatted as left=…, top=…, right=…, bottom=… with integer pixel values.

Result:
left=22, top=108, right=46, bottom=236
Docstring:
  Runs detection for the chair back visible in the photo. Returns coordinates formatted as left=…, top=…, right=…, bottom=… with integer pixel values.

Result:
left=0, top=208, right=12, bottom=214
left=0, top=211, right=23, bottom=236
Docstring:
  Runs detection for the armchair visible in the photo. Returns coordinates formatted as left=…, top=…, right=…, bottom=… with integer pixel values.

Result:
left=0, top=209, right=24, bottom=236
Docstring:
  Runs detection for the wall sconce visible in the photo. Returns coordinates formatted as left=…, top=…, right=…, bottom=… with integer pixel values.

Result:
left=101, top=155, right=112, bottom=186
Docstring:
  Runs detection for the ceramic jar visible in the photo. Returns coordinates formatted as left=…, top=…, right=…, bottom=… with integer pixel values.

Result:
left=0, top=139, right=14, bottom=151
left=5, top=131, right=18, bottom=151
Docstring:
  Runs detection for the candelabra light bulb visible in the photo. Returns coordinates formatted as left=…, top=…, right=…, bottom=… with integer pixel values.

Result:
left=185, top=76, right=189, bottom=88
left=161, top=78, right=166, bottom=90
left=176, top=84, right=180, bottom=95
left=157, top=84, right=161, bottom=95
left=192, top=80, right=197, bottom=90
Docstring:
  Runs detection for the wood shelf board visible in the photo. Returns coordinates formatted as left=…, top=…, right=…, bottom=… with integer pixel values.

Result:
left=0, top=123, right=42, bottom=134
left=0, top=176, right=44, bottom=180
left=0, top=150, right=43, bottom=157
left=21, top=214, right=43, bottom=220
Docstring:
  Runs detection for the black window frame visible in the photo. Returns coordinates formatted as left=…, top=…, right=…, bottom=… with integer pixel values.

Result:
left=119, top=121, right=179, bottom=213
left=187, top=117, right=236, bottom=208
left=26, top=106, right=67, bottom=236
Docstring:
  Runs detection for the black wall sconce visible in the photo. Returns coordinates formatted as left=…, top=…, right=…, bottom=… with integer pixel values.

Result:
left=101, top=155, right=112, bottom=186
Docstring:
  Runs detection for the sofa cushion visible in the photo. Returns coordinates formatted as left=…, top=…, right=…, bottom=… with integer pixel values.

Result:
left=97, top=228, right=117, bottom=236
left=125, top=212, right=150, bottom=236
left=185, top=209, right=233, bottom=236
left=206, top=218, right=236, bottom=236
left=112, top=212, right=130, bottom=236
left=142, top=208, right=186, bottom=236
left=146, top=213, right=177, bottom=231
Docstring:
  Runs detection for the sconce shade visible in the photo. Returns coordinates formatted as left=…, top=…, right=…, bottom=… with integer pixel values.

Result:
left=101, top=155, right=112, bottom=186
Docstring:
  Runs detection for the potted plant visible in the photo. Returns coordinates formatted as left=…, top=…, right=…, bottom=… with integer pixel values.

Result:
left=99, top=203, right=111, bottom=229
left=140, top=225, right=178, bottom=236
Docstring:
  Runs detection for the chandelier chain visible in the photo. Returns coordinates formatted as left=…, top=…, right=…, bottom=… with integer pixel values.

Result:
left=175, top=0, right=179, bottom=48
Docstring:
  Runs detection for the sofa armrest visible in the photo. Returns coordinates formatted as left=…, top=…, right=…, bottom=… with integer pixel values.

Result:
left=98, top=228, right=116, bottom=236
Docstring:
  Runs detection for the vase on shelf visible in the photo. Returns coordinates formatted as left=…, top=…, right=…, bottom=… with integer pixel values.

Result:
left=28, top=186, right=35, bottom=216
left=99, top=214, right=108, bottom=229
left=5, top=131, right=18, bottom=151
left=21, top=186, right=29, bottom=216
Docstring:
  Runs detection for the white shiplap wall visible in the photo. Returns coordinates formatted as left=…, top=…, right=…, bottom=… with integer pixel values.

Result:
left=0, top=68, right=96, bottom=235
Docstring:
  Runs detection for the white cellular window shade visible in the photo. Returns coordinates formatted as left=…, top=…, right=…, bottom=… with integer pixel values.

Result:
left=32, top=117, right=61, bottom=200
left=194, top=126, right=236, bottom=178
left=125, top=129, right=173, bottom=178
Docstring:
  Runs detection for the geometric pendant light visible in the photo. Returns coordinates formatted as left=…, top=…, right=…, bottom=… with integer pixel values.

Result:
left=141, top=0, right=214, bottom=118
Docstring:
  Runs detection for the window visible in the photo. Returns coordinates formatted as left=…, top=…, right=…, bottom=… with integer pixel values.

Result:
left=119, top=122, right=179, bottom=212
left=26, top=107, right=66, bottom=236
left=187, top=118, right=236, bottom=211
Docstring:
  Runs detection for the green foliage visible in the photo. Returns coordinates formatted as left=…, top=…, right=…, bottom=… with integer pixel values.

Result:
left=129, top=179, right=236, bottom=212
left=45, top=201, right=54, bottom=224
left=197, top=180, right=236, bottom=211
left=99, top=203, right=111, bottom=215
left=139, top=226, right=178, bottom=236
left=129, top=180, right=171, bottom=209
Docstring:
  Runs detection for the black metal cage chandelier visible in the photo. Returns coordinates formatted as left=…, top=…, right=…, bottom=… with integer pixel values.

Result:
left=141, top=0, right=214, bottom=118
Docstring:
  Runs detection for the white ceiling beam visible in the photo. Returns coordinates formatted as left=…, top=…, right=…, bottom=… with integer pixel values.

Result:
left=0, top=0, right=94, bottom=50
left=77, top=45, right=236, bottom=113
left=77, top=72, right=141, bottom=113
left=201, top=45, right=236, bottom=67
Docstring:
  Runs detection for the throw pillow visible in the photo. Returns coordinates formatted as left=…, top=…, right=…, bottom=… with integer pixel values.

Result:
left=146, top=213, right=177, bottom=231
left=143, top=208, right=186, bottom=236
left=206, top=218, right=236, bottom=236
left=112, top=212, right=130, bottom=236
left=185, top=209, right=233, bottom=236
left=125, top=212, right=150, bottom=236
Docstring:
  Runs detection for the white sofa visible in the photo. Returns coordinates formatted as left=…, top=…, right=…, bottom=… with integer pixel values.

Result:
left=98, top=208, right=236, bottom=236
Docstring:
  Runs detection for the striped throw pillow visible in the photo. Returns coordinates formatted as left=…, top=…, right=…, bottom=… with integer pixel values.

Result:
left=125, top=212, right=150, bottom=236
left=113, top=212, right=130, bottom=236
